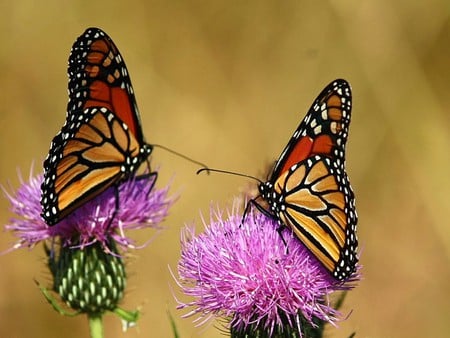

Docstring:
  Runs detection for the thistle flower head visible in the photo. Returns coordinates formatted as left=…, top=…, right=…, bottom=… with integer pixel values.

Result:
left=3, top=166, right=174, bottom=317
left=3, top=169, right=174, bottom=252
left=176, top=202, right=358, bottom=336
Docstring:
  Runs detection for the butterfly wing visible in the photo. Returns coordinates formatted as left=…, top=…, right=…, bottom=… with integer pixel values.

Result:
left=41, top=107, right=144, bottom=225
left=273, top=155, right=357, bottom=280
left=41, top=28, right=151, bottom=225
left=270, top=79, right=351, bottom=180
left=68, top=27, right=145, bottom=144
left=261, top=79, right=357, bottom=280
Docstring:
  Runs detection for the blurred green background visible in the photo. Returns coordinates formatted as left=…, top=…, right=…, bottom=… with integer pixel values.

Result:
left=0, top=1, right=449, bottom=337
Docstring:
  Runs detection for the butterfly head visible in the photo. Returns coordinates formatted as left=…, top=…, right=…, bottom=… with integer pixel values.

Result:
left=258, top=181, right=270, bottom=203
left=258, top=181, right=284, bottom=216
left=141, top=143, right=153, bottom=158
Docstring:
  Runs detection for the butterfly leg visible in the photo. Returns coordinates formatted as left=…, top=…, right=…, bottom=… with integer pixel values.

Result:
left=240, top=197, right=260, bottom=227
left=105, top=171, right=158, bottom=230
left=276, top=224, right=289, bottom=252
left=140, top=158, right=158, bottom=197
left=240, top=197, right=274, bottom=226
left=104, top=186, right=121, bottom=230
left=242, top=198, right=290, bottom=252
left=134, top=171, right=158, bottom=197
left=240, top=199, right=254, bottom=227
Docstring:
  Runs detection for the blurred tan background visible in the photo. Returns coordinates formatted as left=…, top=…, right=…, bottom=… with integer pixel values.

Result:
left=0, top=1, right=449, bottom=337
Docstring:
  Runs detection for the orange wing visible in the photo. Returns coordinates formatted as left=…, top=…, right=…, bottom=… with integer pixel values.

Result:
left=41, top=107, right=147, bottom=224
left=67, top=27, right=145, bottom=143
left=41, top=28, right=153, bottom=226
left=258, top=79, right=357, bottom=281
left=273, top=155, right=357, bottom=277
left=270, top=79, right=351, bottom=180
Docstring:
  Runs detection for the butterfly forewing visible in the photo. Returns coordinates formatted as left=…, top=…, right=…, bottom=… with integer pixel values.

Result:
left=259, top=79, right=357, bottom=281
left=68, top=27, right=144, bottom=143
left=271, top=79, right=351, bottom=180
left=41, top=28, right=153, bottom=225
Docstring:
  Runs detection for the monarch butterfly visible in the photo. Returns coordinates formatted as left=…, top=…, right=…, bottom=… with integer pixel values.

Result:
left=257, top=79, right=358, bottom=281
left=41, top=27, right=154, bottom=226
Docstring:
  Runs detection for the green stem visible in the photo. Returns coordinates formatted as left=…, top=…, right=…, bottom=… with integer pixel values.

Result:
left=88, top=313, right=104, bottom=338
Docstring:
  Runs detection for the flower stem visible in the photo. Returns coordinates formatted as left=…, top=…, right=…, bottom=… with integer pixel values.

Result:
left=88, top=314, right=104, bottom=338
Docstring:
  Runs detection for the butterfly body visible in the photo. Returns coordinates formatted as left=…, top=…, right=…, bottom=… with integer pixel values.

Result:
left=258, top=79, right=358, bottom=281
left=41, top=28, right=153, bottom=226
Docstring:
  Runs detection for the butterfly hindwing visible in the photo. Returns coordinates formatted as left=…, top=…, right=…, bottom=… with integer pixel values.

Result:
left=273, top=155, right=357, bottom=279
left=41, top=107, right=143, bottom=224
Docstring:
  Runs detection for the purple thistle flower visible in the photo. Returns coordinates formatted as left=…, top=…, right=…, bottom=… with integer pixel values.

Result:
left=176, top=202, right=359, bottom=336
left=3, top=167, right=174, bottom=252
left=3, top=166, right=175, bottom=318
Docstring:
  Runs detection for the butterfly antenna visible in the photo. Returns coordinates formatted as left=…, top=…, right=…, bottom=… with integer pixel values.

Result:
left=196, top=167, right=264, bottom=184
left=152, top=144, right=210, bottom=172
